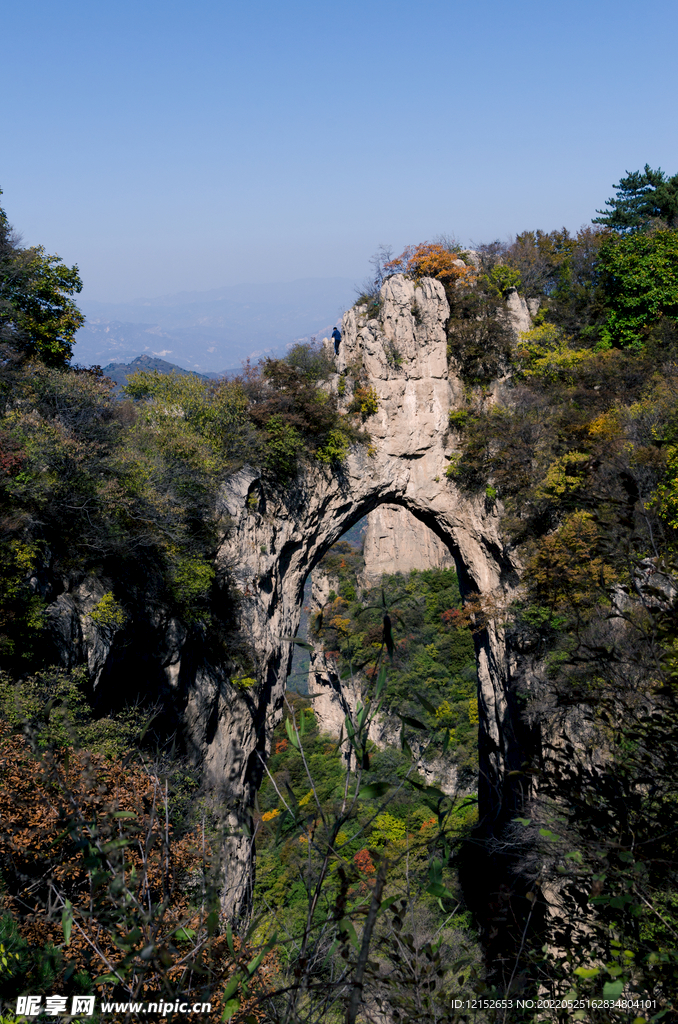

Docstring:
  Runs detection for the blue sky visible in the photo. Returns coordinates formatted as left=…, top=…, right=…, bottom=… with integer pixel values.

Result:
left=3, top=0, right=678, bottom=302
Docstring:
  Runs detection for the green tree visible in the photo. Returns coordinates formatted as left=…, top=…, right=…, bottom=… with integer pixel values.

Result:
left=593, top=164, right=678, bottom=233
left=598, top=227, right=678, bottom=348
left=0, top=190, right=84, bottom=367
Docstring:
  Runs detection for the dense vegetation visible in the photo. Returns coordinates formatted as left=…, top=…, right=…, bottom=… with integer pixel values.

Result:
left=0, top=279, right=362, bottom=677
left=0, top=668, right=277, bottom=1022
left=0, top=191, right=369, bottom=1020
left=2, top=166, right=678, bottom=1020
left=347, top=172, right=678, bottom=1012
left=250, top=691, right=481, bottom=1022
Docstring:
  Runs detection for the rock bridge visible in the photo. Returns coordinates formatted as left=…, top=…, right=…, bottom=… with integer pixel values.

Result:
left=185, top=275, right=532, bottom=915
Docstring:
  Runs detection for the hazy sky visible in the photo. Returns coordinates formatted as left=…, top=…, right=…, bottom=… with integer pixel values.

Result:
left=3, top=0, right=678, bottom=302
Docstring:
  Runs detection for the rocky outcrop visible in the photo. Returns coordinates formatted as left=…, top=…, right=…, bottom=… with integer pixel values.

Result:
left=45, top=580, right=126, bottom=689
left=42, top=273, right=532, bottom=920
left=505, top=288, right=539, bottom=337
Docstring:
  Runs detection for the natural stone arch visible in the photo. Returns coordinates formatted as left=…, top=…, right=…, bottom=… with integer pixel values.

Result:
left=182, top=275, right=532, bottom=916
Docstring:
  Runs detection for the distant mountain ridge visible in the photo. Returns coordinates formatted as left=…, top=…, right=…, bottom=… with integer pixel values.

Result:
left=73, top=276, right=356, bottom=373
left=99, top=354, right=217, bottom=389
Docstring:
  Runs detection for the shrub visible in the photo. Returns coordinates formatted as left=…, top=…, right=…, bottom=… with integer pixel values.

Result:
left=353, top=848, right=375, bottom=874
left=448, top=409, right=469, bottom=430
left=262, top=414, right=304, bottom=476
left=385, top=340, right=403, bottom=369
left=354, top=294, right=383, bottom=320
left=528, top=510, right=616, bottom=610
left=599, top=228, right=678, bottom=348
left=349, top=385, right=379, bottom=419
left=533, top=451, right=589, bottom=503
left=445, top=455, right=461, bottom=479
left=486, top=263, right=522, bottom=296
left=316, top=428, right=350, bottom=465
left=167, top=553, right=215, bottom=612
left=244, top=355, right=365, bottom=473
left=284, top=339, right=334, bottom=382
left=370, top=812, right=407, bottom=847
left=445, top=276, right=514, bottom=384
left=0, top=727, right=223, bottom=1011
left=88, top=591, right=126, bottom=631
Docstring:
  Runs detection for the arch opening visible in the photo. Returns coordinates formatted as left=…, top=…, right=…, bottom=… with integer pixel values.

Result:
left=283, top=501, right=480, bottom=799
left=251, top=500, right=486, bottom=996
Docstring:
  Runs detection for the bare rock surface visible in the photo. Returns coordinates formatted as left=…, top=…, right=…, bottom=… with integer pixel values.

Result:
left=360, top=503, right=455, bottom=586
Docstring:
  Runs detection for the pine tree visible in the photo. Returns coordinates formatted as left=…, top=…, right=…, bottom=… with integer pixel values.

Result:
left=593, top=164, right=678, bottom=232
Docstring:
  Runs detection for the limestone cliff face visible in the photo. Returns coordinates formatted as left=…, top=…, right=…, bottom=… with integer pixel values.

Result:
left=360, top=504, right=454, bottom=586
left=41, top=273, right=532, bottom=919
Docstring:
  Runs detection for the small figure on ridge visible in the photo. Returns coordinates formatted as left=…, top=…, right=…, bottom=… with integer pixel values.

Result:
left=332, top=327, right=341, bottom=355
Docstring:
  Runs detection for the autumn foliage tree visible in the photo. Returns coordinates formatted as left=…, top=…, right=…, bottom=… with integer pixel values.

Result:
left=0, top=679, right=277, bottom=1022
left=384, top=242, right=474, bottom=287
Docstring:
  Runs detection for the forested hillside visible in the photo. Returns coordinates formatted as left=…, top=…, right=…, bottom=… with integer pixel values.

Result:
left=1, top=168, right=678, bottom=1021
left=433, top=169, right=678, bottom=1010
